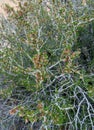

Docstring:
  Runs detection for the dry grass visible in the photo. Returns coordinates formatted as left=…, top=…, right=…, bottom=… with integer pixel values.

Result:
left=0, top=0, right=18, bottom=17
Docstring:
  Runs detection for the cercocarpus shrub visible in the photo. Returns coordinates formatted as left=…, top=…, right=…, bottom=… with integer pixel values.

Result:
left=0, top=0, right=94, bottom=130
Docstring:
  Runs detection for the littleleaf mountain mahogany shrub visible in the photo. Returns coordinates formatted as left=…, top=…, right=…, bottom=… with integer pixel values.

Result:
left=0, top=0, right=94, bottom=130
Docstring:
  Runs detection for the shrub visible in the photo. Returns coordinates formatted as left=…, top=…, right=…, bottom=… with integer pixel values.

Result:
left=0, top=0, right=94, bottom=130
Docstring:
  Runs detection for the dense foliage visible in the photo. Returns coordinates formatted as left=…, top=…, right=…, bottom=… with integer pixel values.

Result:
left=0, top=0, right=94, bottom=130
